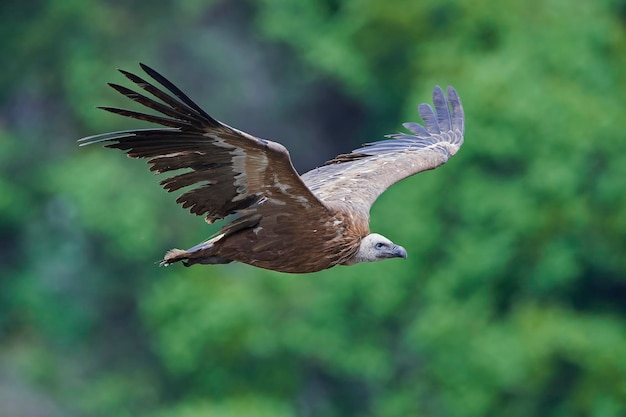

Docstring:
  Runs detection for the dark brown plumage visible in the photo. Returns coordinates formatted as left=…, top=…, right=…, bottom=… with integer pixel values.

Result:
left=79, top=64, right=465, bottom=273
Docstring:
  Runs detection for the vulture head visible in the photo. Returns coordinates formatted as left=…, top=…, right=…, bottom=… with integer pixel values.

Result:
left=347, top=233, right=407, bottom=265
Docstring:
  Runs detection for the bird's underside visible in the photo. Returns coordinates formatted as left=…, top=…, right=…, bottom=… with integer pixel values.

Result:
left=79, top=64, right=465, bottom=273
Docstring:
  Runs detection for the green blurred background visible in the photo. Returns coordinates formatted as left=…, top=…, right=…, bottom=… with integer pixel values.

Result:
left=2, top=0, right=626, bottom=416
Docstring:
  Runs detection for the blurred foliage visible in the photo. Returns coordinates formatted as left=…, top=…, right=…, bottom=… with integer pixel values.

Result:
left=1, top=0, right=626, bottom=416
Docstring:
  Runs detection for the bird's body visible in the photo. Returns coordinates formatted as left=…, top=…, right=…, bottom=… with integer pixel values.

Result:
left=172, top=203, right=369, bottom=273
left=80, top=64, right=464, bottom=273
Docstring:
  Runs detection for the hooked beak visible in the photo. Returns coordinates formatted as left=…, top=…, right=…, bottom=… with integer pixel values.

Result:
left=390, top=244, right=407, bottom=259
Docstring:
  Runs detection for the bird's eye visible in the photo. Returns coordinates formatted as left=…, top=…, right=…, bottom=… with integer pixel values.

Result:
left=375, top=242, right=385, bottom=250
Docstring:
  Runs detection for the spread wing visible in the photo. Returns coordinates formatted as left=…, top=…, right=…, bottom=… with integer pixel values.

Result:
left=79, top=64, right=329, bottom=224
left=301, top=86, right=464, bottom=216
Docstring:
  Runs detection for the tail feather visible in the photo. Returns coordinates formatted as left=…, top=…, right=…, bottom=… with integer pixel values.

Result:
left=159, top=233, right=231, bottom=267
left=160, top=248, right=189, bottom=267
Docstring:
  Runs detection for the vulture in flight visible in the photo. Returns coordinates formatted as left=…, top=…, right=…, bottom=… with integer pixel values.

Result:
left=80, top=64, right=465, bottom=273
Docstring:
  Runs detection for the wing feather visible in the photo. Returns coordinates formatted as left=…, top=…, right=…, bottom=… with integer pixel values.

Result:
left=137, top=63, right=216, bottom=121
left=432, top=86, right=451, bottom=131
left=80, top=64, right=329, bottom=224
left=106, top=82, right=201, bottom=124
left=402, top=122, right=431, bottom=136
left=418, top=103, right=441, bottom=134
left=301, top=86, right=464, bottom=215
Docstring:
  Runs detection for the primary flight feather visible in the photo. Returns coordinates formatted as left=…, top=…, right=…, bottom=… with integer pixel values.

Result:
left=79, top=64, right=465, bottom=273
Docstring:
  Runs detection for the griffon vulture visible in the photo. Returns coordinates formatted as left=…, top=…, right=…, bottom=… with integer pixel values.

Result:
left=79, top=64, right=464, bottom=273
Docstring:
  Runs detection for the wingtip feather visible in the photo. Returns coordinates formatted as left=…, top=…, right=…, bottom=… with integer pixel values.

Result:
left=446, top=86, right=465, bottom=133
left=432, top=85, right=451, bottom=131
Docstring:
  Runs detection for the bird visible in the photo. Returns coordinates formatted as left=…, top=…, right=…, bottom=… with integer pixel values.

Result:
left=79, top=64, right=464, bottom=274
